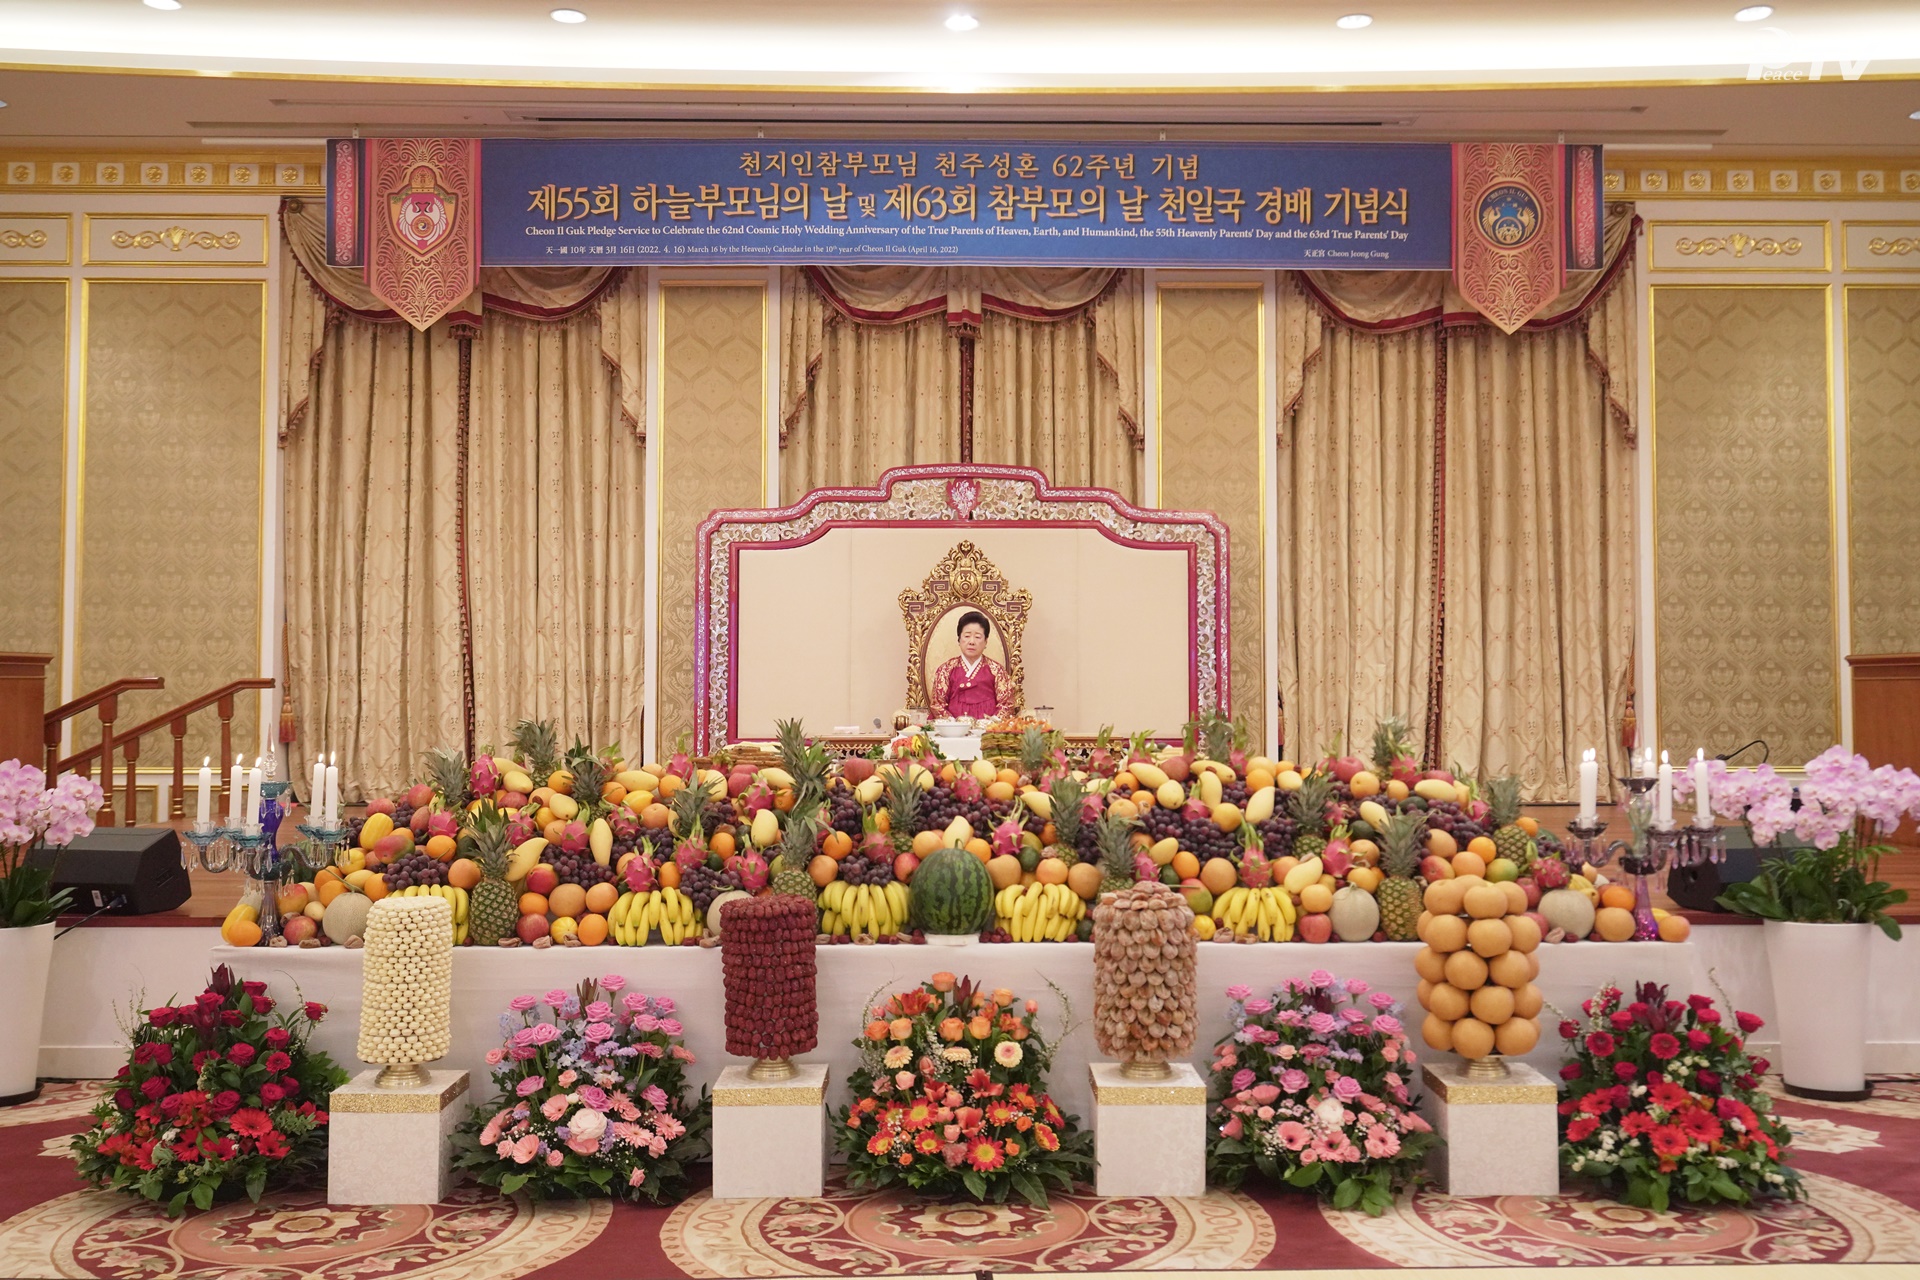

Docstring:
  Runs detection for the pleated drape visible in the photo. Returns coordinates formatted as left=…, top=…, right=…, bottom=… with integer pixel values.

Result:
left=283, top=315, right=467, bottom=799
left=1276, top=323, right=1438, bottom=769
left=1440, top=323, right=1636, bottom=796
left=466, top=294, right=647, bottom=758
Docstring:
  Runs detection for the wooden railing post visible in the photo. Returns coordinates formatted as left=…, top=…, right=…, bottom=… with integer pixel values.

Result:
left=218, top=693, right=237, bottom=817
left=170, top=714, right=190, bottom=821
left=121, top=731, right=141, bottom=827
left=96, top=693, right=119, bottom=827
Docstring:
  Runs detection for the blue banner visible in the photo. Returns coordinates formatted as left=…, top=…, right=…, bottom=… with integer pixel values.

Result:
left=474, top=139, right=1454, bottom=270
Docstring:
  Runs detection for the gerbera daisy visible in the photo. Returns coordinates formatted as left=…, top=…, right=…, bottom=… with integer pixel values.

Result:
left=967, top=1138, right=1005, bottom=1172
left=1034, top=1123, right=1060, bottom=1152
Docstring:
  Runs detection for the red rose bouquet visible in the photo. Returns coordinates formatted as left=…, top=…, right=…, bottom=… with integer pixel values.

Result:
left=72, top=965, right=344, bottom=1215
left=1204, top=970, right=1436, bottom=1215
left=833, top=972, right=1093, bottom=1207
left=1556, top=981, right=1799, bottom=1210
left=453, top=976, right=711, bottom=1203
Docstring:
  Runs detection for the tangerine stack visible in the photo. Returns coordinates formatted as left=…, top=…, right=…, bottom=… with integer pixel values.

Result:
left=1413, top=876, right=1544, bottom=1060
left=720, top=894, right=819, bottom=1064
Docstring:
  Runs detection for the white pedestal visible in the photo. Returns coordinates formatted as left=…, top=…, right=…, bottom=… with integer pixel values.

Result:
left=712, top=1063, right=830, bottom=1199
left=1089, top=1062, right=1207, bottom=1198
left=1420, top=1060, right=1561, bottom=1197
left=327, top=1069, right=469, bottom=1205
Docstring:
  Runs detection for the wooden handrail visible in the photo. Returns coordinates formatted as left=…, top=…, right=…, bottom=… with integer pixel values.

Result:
left=42, top=676, right=165, bottom=824
left=58, top=678, right=276, bottom=826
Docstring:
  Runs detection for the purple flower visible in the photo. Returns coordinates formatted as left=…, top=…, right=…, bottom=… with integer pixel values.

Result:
left=1225, top=984, right=1253, bottom=1002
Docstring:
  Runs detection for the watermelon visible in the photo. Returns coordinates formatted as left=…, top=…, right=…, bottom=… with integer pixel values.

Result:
left=909, top=845, right=993, bottom=936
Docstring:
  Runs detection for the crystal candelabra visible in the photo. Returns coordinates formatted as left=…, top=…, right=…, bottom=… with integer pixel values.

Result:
left=1562, top=776, right=1726, bottom=940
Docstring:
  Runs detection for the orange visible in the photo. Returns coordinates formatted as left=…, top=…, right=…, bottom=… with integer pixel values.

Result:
left=996, top=768, right=1020, bottom=787
left=548, top=884, right=588, bottom=919
left=711, top=830, right=737, bottom=860
left=1658, top=914, right=1692, bottom=942
left=447, top=858, right=481, bottom=889
left=519, top=891, right=550, bottom=916
left=1199, top=857, right=1238, bottom=896
left=823, top=830, right=853, bottom=860
left=809, top=854, right=839, bottom=887
left=316, top=879, right=347, bottom=906
left=1516, top=815, right=1540, bottom=836
left=1170, top=850, right=1201, bottom=881
left=584, top=882, right=619, bottom=915
left=225, top=919, right=263, bottom=947
left=362, top=875, right=389, bottom=902
left=314, top=866, right=342, bottom=887
left=576, top=913, right=610, bottom=946
left=656, top=773, right=684, bottom=797
left=657, top=862, right=681, bottom=889
left=965, top=838, right=992, bottom=862
left=601, top=781, right=626, bottom=805
left=1467, top=835, right=1498, bottom=859
left=1035, top=857, right=1069, bottom=885
left=1067, top=861, right=1102, bottom=900
left=1600, top=885, right=1636, bottom=911
left=425, top=834, right=457, bottom=862
left=1451, top=851, right=1488, bottom=879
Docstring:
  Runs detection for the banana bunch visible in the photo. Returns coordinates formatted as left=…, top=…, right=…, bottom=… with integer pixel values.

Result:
left=610, top=887, right=701, bottom=945
left=390, top=884, right=470, bottom=944
left=994, top=881, right=1086, bottom=942
left=1210, top=885, right=1297, bottom=941
left=820, top=880, right=908, bottom=938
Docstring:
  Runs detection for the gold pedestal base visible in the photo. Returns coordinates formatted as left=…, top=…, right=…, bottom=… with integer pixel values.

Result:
left=374, top=1062, right=428, bottom=1090
left=1464, top=1054, right=1511, bottom=1081
left=749, top=1057, right=798, bottom=1082
left=1119, top=1059, right=1174, bottom=1081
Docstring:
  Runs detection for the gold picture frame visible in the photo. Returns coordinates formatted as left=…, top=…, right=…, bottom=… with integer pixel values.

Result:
left=899, top=540, right=1031, bottom=716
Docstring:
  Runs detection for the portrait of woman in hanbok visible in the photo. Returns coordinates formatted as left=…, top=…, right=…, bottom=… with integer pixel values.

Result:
left=928, top=610, right=1015, bottom=721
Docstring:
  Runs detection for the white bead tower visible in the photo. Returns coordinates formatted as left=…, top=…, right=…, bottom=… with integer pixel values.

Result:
left=357, top=895, right=453, bottom=1087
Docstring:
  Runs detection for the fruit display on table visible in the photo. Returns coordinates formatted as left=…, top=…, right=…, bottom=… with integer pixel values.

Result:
left=269, top=711, right=1669, bottom=951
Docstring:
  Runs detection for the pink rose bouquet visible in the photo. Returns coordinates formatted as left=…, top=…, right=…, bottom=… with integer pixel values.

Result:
left=454, top=976, right=709, bottom=1203
left=1206, top=973, right=1435, bottom=1215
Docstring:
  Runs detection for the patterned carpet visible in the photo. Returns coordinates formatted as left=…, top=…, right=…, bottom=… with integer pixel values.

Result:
left=1, top=1078, right=1916, bottom=1277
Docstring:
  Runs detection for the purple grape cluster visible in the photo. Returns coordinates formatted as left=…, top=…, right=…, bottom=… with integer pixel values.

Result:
left=839, top=849, right=895, bottom=887
left=827, top=789, right=863, bottom=837
left=382, top=852, right=447, bottom=890
left=1255, top=816, right=1298, bottom=852
left=703, top=799, right=740, bottom=834
left=551, top=849, right=616, bottom=887
left=1421, top=800, right=1486, bottom=843
left=680, top=862, right=740, bottom=916
left=391, top=801, right=415, bottom=830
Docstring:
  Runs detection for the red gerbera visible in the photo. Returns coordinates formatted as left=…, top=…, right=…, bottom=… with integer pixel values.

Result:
left=866, top=1131, right=893, bottom=1156
left=1648, top=1124, right=1689, bottom=1158
left=230, top=1108, right=274, bottom=1138
left=968, top=1138, right=1005, bottom=1172
left=1565, top=1116, right=1600, bottom=1142
left=902, top=1102, right=935, bottom=1130
left=915, top=1131, right=942, bottom=1155
left=1034, top=1123, right=1060, bottom=1152
left=1577, top=1092, right=1612, bottom=1116
left=1621, top=1111, right=1656, bottom=1136
left=1650, top=1080, right=1690, bottom=1111
left=1648, top=1032, right=1680, bottom=1061
left=1680, top=1108, right=1723, bottom=1143
left=985, top=1101, right=1018, bottom=1127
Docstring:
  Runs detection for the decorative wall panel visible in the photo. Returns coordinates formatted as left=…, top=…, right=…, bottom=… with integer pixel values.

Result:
left=0, top=215, right=71, bottom=265
left=1846, top=287, right=1920, bottom=656
left=656, top=284, right=765, bottom=752
left=0, top=281, right=68, bottom=708
left=1653, top=286, right=1835, bottom=763
left=83, top=214, right=269, bottom=266
left=1157, top=285, right=1266, bottom=744
left=1843, top=222, right=1920, bottom=272
left=79, top=281, right=264, bottom=762
left=1647, top=221, right=1829, bottom=272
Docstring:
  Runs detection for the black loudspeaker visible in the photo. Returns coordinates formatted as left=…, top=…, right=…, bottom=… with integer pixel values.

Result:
left=24, top=828, right=192, bottom=915
left=1664, top=827, right=1808, bottom=914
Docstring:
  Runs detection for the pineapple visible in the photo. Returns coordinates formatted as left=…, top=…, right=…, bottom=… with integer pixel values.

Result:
left=1046, top=773, right=1086, bottom=864
left=1288, top=772, right=1335, bottom=861
left=1375, top=811, right=1427, bottom=941
left=1094, top=808, right=1139, bottom=897
left=1370, top=714, right=1417, bottom=780
left=1018, top=727, right=1054, bottom=782
left=774, top=718, right=809, bottom=777
left=424, top=746, right=471, bottom=814
left=463, top=803, right=518, bottom=946
left=771, top=815, right=821, bottom=902
left=566, top=740, right=613, bottom=816
left=789, top=741, right=833, bottom=817
left=883, top=766, right=923, bottom=856
left=1488, top=775, right=1533, bottom=872
left=510, top=718, right=561, bottom=781
left=1198, top=706, right=1236, bottom=765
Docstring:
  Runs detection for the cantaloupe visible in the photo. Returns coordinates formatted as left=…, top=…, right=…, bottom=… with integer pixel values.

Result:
left=321, top=890, right=372, bottom=943
left=1329, top=885, right=1380, bottom=942
left=1539, top=888, right=1594, bottom=938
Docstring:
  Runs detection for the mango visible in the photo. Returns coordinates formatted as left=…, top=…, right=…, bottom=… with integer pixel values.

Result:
left=1243, top=786, right=1276, bottom=824
left=1197, top=771, right=1223, bottom=806
left=590, top=817, right=614, bottom=866
left=1130, top=762, right=1169, bottom=790
left=750, top=809, right=781, bottom=849
left=357, top=811, right=394, bottom=851
left=1414, top=778, right=1457, bottom=803
left=1155, top=779, right=1185, bottom=809
left=502, top=770, right=534, bottom=796
left=1282, top=856, right=1324, bottom=895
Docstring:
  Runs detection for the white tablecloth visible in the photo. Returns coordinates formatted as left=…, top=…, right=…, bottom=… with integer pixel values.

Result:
left=215, top=940, right=1696, bottom=1125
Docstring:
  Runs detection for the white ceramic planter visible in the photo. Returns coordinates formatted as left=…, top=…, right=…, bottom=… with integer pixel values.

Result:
left=0, top=922, right=55, bottom=1102
left=1762, top=919, right=1873, bottom=1099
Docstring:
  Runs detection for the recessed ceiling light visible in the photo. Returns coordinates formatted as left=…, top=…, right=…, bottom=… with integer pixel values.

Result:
left=143, top=0, right=183, bottom=9
left=1733, top=5, right=1773, bottom=20
left=945, top=13, right=979, bottom=31
left=1910, top=109, right=1920, bottom=120
left=1336, top=13, right=1373, bottom=28
left=550, top=7, right=587, bottom=22
left=0, top=101, right=9, bottom=109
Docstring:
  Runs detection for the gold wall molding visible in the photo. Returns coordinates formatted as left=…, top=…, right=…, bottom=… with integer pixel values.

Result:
left=4, top=151, right=320, bottom=194
left=84, top=215, right=270, bottom=266
left=0, top=214, right=71, bottom=265
left=1843, top=222, right=1920, bottom=272
left=1607, top=158, right=1920, bottom=201
left=1649, top=221, right=1829, bottom=272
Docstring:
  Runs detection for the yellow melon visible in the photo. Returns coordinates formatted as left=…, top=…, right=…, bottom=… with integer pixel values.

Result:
left=987, top=856, right=1023, bottom=890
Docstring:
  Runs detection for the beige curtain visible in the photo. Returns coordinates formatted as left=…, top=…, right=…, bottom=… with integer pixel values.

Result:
left=780, top=268, right=961, bottom=501
left=467, top=277, right=648, bottom=758
left=1276, top=316, right=1439, bottom=767
left=283, top=309, right=467, bottom=799
left=1440, top=318, right=1636, bottom=798
left=975, top=273, right=1143, bottom=501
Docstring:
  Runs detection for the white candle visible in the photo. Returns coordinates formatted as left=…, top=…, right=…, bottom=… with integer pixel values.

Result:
left=323, top=755, right=340, bottom=827
left=1656, top=750, right=1674, bottom=825
left=310, top=754, right=326, bottom=818
left=1578, top=748, right=1598, bottom=823
left=227, top=755, right=244, bottom=825
left=195, top=757, right=212, bottom=829
left=1693, top=749, right=1711, bottom=825
left=245, top=759, right=264, bottom=830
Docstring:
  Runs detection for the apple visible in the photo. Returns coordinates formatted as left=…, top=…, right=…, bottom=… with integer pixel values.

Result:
left=892, top=852, right=920, bottom=882
left=410, top=807, right=432, bottom=835
left=1160, top=754, right=1192, bottom=783
left=275, top=884, right=310, bottom=916
left=304, top=900, right=328, bottom=921
left=403, top=783, right=433, bottom=810
left=525, top=864, right=559, bottom=896
left=1518, top=877, right=1542, bottom=909
left=1324, top=754, right=1366, bottom=783
left=366, top=797, right=396, bottom=816
left=1419, top=769, right=1456, bottom=784
left=728, top=770, right=755, bottom=798
left=1419, top=854, right=1455, bottom=882
left=516, top=913, right=550, bottom=944
left=1297, top=913, right=1333, bottom=943
left=1486, top=857, right=1520, bottom=883
left=1526, top=910, right=1551, bottom=936
left=280, top=914, right=317, bottom=944
left=1178, top=880, right=1213, bottom=916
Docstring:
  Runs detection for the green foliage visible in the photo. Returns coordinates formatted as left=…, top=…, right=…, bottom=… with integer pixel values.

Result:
left=1717, top=836, right=1907, bottom=940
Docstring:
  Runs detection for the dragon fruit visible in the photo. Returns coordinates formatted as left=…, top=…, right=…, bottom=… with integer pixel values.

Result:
left=1239, top=840, right=1273, bottom=888
left=1181, top=796, right=1211, bottom=822
left=732, top=848, right=769, bottom=894
left=557, top=821, right=589, bottom=854
left=1533, top=857, right=1570, bottom=890
left=992, top=814, right=1025, bottom=860
left=741, top=780, right=775, bottom=817
left=625, top=855, right=656, bottom=893
left=506, top=814, right=538, bottom=846
left=1322, top=839, right=1353, bottom=878
left=427, top=810, right=459, bottom=839
left=1082, top=793, right=1105, bottom=825
left=470, top=755, right=501, bottom=800
left=674, top=835, right=708, bottom=873
left=1134, top=852, right=1158, bottom=883
left=608, top=808, right=639, bottom=840
left=666, top=733, right=693, bottom=781
left=1087, top=725, right=1118, bottom=778
left=952, top=772, right=983, bottom=804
